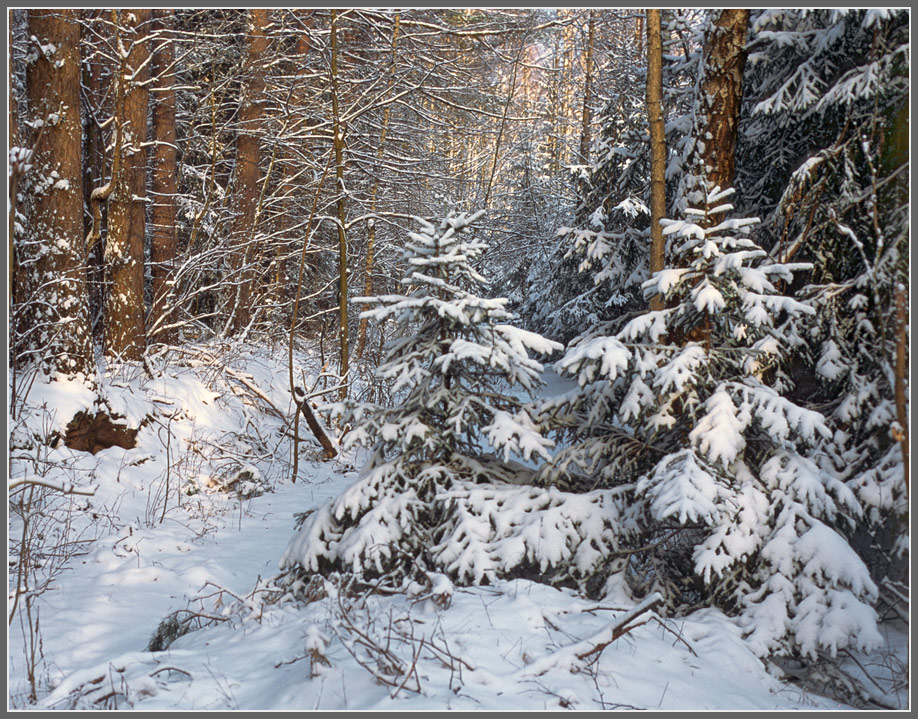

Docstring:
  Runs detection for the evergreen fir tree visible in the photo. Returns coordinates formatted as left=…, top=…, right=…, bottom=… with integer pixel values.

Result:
left=540, top=186, right=882, bottom=658
left=280, top=211, right=562, bottom=584
left=735, top=9, right=909, bottom=590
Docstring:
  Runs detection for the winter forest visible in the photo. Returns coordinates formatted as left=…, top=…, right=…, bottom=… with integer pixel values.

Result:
left=7, top=7, right=909, bottom=710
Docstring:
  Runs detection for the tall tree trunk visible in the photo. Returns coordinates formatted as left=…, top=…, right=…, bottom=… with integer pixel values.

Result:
left=686, top=9, right=750, bottom=350
left=104, top=8, right=150, bottom=362
left=148, top=9, right=178, bottom=344
left=894, top=284, right=909, bottom=497
left=23, top=9, right=94, bottom=376
left=229, top=8, right=269, bottom=334
left=635, top=11, right=644, bottom=55
left=545, top=30, right=562, bottom=176
left=80, top=11, right=106, bottom=239
left=698, top=9, right=750, bottom=196
left=330, top=10, right=350, bottom=399
left=356, top=12, right=400, bottom=360
left=645, top=9, right=666, bottom=311
left=80, top=10, right=110, bottom=330
left=9, top=20, right=22, bottom=320
left=275, top=12, right=314, bottom=317
left=578, top=9, right=596, bottom=163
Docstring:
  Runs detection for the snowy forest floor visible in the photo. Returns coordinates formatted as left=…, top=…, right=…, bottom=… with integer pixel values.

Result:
left=7, top=342, right=908, bottom=710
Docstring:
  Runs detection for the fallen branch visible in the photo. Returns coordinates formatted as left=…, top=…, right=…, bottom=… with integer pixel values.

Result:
left=577, top=619, right=652, bottom=661
left=223, top=366, right=338, bottom=463
left=293, top=386, right=338, bottom=460
left=651, top=616, right=698, bottom=657
left=8, top=478, right=97, bottom=496
left=525, top=592, right=664, bottom=676
left=576, top=592, right=664, bottom=660
left=331, top=586, right=421, bottom=694
left=223, top=367, right=287, bottom=422
left=149, top=666, right=192, bottom=679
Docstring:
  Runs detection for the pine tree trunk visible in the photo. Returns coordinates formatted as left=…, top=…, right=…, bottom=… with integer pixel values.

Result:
left=104, top=9, right=151, bottom=362
left=148, top=9, right=178, bottom=344
left=894, top=284, right=909, bottom=497
left=645, top=9, right=666, bottom=311
left=230, top=8, right=269, bottom=334
left=690, top=9, right=749, bottom=350
left=635, top=12, right=644, bottom=55
left=578, top=9, right=596, bottom=163
left=330, top=10, right=350, bottom=399
left=23, top=9, right=94, bottom=376
left=9, top=21, right=22, bottom=321
left=80, top=10, right=110, bottom=323
left=699, top=9, right=750, bottom=195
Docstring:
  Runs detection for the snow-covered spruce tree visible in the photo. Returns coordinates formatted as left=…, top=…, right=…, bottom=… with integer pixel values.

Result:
left=735, top=9, right=909, bottom=597
left=279, top=211, right=618, bottom=590
left=539, top=186, right=882, bottom=659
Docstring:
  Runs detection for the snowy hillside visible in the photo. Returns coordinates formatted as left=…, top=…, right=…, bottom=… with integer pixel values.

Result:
left=7, top=344, right=907, bottom=710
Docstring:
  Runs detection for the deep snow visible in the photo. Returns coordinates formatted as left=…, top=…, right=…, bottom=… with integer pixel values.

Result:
left=7, top=344, right=908, bottom=710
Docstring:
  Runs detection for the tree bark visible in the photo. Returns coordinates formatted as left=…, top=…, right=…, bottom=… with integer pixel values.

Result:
left=104, top=8, right=151, bottom=362
left=80, top=10, right=111, bottom=325
left=635, top=11, right=644, bottom=55
left=698, top=9, right=750, bottom=196
left=23, top=9, right=94, bottom=376
left=9, top=20, right=22, bottom=319
left=645, top=9, right=666, bottom=311
left=330, top=10, right=350, bottom=399
left=148, top=9, right=178, bottom=344
left=229, top=8, right=270, bottom=334
left=894, top=284, right=909, bottom=497
left=578, top=9, right=596, bottom=163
